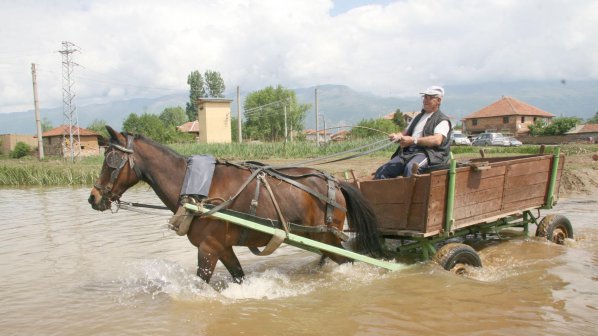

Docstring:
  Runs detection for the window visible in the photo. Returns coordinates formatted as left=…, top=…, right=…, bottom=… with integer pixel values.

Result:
left=472, top=119, right=478, bottom=126
left=521, top=116, right=525, bottom=123
left=533, top=117, right=537, bottom=122
left=503, top=116, right=509, bottom=124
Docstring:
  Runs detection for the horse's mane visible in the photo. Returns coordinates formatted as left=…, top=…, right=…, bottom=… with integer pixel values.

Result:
left=124, top=132, right=185, bottom=160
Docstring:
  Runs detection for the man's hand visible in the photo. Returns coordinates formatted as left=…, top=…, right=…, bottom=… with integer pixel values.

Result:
left=399, top=135, right=415, bottom=148
left=389, top=133, right=403, bottom=142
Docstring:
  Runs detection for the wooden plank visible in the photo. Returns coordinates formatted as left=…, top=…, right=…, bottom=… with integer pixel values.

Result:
left=503, top=197, right=545, bottom=212
left=505, top=171, right=550, bottom=189
left=506, top=158, right=550, bottom=177
left=360, top=178, right=414, bottom=204
left=505, top=183, right=548, bottom=203
left=371, top=203, right=410, bottom=230
left=407, top=203, right=427, bottom=231
left=454, top=186, right=504, bottom=208
left=454, top=197, right=503, bottom=220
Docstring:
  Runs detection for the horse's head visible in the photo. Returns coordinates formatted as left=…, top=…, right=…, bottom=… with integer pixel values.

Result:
left=88, top=126, right=142, bottom=211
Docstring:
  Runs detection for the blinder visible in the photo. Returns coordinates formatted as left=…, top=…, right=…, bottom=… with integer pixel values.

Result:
left=105, top=151, right=126, bottom=169
left=94, top=135, right=140, bottom=202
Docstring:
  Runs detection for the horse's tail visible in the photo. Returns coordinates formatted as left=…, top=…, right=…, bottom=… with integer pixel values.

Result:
left=339, top=181, right=383, bottom=258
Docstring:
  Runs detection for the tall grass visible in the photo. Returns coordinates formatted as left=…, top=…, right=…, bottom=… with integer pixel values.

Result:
left=0, top=141, right=595, bottom=186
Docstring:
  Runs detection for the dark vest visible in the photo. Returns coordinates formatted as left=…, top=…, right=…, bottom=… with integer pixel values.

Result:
left=391, top=109, right=452, bottom=165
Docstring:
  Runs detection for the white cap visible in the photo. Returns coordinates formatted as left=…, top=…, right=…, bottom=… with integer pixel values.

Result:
left=419, top=86, right=444, bottom=97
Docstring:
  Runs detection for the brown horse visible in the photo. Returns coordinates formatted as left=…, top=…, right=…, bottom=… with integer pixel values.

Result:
left=88, top=126, right=382, bottom=284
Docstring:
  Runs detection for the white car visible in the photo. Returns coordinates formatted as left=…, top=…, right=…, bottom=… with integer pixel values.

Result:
left=506, top=137, right=523, bottom=146
left=472, top=132, right=510, bottom=146
left=451, top=133, right=472, bottom=146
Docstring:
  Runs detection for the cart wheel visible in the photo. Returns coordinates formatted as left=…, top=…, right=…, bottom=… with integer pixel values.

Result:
left=433, top=243, right=482, bottom=275
left=535, top=214, right=573, bottom=245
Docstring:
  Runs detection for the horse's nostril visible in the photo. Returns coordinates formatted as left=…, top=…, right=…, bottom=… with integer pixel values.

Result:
left=88, top=195, right=95, bottom=205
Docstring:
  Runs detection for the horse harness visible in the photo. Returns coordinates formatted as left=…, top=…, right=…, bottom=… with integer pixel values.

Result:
left=203, top=160, right=349, bottom=255
left=93, top=135, right=143, bottom=202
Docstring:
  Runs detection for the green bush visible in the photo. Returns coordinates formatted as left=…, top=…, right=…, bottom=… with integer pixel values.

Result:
left=10, top=142, right=31, bottom=159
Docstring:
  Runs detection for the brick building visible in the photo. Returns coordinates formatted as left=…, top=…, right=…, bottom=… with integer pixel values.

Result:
left=462, top=96, right=555, bottom=136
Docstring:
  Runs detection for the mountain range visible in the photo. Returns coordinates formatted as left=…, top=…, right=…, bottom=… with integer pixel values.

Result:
left=1, top=80, right=597, bottom=135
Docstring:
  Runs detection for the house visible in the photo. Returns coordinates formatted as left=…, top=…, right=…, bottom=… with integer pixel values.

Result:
left=383, top=111, right=419, bottom=125
left=177, top=120, right=200, bottom=139
left=0, top=134, right=38, bottom=155
left=565, top=123, right=598, bottom=143
left=42, top=125, right=101, bottom=157
left=304, top=129, right=330, bottom=142
left=462, top=96, right=555, bottom=136
left=196, top=98, right=232, bottom=143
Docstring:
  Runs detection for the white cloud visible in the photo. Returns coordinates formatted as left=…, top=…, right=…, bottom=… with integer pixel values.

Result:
left=0, top=0, right=596, bottom=113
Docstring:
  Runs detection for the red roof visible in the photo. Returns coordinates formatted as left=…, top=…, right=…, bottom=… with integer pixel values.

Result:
left=177, top=121, right=199, bottom=133
left=42, top=125, right=100, bottom=137
left=463, top=96, right=555, bottom=119
left=580, top=123, right=598, bottom=133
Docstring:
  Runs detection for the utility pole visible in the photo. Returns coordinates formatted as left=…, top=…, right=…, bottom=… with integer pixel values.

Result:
left=59, top=41, right=80, bottom=162
left=31, top=63, right=44, bottom=160
left=236, top=85, right=242, bottom=143
left=284, top=104, right=288, bottom=143
left=315, top=87, right=319, bottom=145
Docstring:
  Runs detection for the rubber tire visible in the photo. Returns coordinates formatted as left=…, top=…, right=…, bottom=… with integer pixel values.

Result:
left=535, top=214, right=573, bottom=245
left=433, top=243, right=482, bottom=274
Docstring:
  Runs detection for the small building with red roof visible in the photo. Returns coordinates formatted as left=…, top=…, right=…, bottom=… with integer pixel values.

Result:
left=41, top=125, right=102, bottom=157
left=462, top=96, right=555, bottom=136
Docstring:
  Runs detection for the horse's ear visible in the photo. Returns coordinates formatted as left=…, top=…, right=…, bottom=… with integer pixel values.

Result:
left=105, top=125, right=126, bottom=145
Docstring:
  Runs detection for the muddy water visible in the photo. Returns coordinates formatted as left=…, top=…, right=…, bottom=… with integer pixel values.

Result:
left=0, top=187, right=596, bottom=335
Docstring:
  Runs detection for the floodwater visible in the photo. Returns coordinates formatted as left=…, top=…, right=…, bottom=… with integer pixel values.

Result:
left=0, top=187, right=596, bottom=336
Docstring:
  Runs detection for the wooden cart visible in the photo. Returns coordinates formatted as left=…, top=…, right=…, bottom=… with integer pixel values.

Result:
left=353, top=148, right=571, bottom=272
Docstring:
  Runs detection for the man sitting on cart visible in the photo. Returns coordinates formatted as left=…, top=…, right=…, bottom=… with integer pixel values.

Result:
left=374, top=86, right=452, bottom=179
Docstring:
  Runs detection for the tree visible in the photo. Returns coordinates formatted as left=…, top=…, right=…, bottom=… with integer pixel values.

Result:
left=41, top=118, right=53, bottom=132
left=123, top=113, right=175, bottom=143
left=10, top=142, right=31, bottom=159
left=243, top=85, right=309, bottom=142
left=204, top=70, right=226, bottom=98
left=186, top=70, right=205, bottom=122
left=528, top=117, right=582, bottom=136
left=391, top=108, right=407, bottom=130
left=588, top=112, right=598, bottom=124
left=87, top=119, right=109, bottom=139
left=185, top=69, right=226, bottom=121
left=351, top=118, right=401, bottom=138
left=159, top=106, right=187, bottom=128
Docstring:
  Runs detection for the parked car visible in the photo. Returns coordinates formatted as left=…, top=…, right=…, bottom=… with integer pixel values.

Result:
left=472, top=132, right=510, bottom=146
left=451, top=133, right=472, bottom=146
left=506, top=137, right=522, bottom=146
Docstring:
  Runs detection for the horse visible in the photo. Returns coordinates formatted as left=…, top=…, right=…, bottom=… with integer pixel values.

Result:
left=88, top=126, right=382, bottom=284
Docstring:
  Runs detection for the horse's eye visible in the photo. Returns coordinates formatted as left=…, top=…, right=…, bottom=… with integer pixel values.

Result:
left=105, top=151, right=123, bottom=168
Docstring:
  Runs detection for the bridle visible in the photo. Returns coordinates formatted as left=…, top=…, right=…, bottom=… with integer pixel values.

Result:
left=93, top=135, right=142, bottom=203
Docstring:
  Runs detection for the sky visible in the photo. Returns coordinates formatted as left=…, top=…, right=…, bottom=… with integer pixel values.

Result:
left=1, top=0, right=597, bottom=114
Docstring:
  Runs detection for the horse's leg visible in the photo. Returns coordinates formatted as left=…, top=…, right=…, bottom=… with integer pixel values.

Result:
left=196, top=243, right=221, bottom=283
left=219, top=246, right=245, bottom=284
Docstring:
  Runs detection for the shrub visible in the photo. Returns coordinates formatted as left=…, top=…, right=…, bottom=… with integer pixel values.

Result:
left=10, top=142, right=31, bottom=159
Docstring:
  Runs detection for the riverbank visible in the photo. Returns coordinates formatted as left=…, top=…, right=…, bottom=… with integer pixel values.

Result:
left=1, top=144, right=596, bottom=199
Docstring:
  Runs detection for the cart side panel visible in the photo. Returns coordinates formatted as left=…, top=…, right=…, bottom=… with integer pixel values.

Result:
left=359, top=176, right=430, bottom=232
left=502, top=155, right=552, bottom=212
left=428, top=165, right=507, bottom=232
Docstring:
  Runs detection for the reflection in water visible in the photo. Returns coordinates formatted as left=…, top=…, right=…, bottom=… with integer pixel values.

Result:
left=0, top=188, right=596, bottom=335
